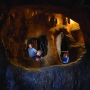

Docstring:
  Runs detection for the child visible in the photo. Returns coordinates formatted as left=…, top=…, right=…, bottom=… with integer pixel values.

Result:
left=34, top=50, right=44, bottom=61
left=62, top=52, right=69, bottom=64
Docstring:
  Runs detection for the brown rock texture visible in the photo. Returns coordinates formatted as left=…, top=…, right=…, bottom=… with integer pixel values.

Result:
left=0, top=0, right=90, bottom=90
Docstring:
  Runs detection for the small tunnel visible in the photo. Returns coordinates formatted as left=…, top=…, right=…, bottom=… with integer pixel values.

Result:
left=61, top=34, right=69, bottom=64
left=56, top=31, right=69, bottom=64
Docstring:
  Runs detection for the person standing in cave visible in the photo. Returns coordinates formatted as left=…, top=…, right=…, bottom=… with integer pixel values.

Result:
left=28, top=43, right=37, bottom=58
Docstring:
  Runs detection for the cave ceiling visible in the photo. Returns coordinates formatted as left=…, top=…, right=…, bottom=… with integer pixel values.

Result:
left=0, top=0, right=90, bottom=22
left=0, top=0, right=89, bottom=29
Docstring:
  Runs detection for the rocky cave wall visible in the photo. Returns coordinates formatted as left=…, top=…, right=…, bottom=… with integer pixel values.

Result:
left=1, top=6, right=86, bottom=68
left=1, top=7, right=62, bottom=67
left=0, top=0, right=90, bottom=90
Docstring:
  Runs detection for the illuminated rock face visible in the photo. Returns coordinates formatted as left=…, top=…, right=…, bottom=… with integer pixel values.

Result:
left=0, top=0, right=90, bottom=90
left=1, top=7, right=62, bottom=67
left=1, top=6, right=85, bottom=67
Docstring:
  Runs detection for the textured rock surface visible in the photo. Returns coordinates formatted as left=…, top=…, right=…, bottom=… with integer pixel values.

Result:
left=1, top=6, right=85, bottom=67
left=0, top=39, right=90, bottom=90
left=12, top=56, right=90, bottom=90
left=0, top=0, right=90, bottom=90
left=0, top=39, right=18, bottom=90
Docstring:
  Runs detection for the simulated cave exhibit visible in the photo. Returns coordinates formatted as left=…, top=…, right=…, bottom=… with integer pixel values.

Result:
left=0, top=0, right=90, bottom=90
left=26, top=35, right=47, bottom=57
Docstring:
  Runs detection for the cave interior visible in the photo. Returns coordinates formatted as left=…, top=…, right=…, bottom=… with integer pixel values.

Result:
left=0, top=0, right=90, bottom=90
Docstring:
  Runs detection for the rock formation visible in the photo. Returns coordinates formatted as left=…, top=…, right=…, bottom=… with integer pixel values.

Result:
left=0, top=0, right=90, bottom=90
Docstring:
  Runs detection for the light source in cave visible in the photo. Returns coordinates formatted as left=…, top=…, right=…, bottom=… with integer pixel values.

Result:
left=49, top=14, right=80, bottom=34
left=66, top=17, right=80, bottom=32
left=48, top=15, right=51, bottom=22
left=70, top=19, right=76, bottom=24
left=56, top=17, right=59, bottom=25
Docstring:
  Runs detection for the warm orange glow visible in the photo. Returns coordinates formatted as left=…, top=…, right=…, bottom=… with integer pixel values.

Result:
left=32, top=11, right=34, bottom=16
left=49, top=14, right=80, bottom=33
left=66, top=19, right=80, bottom=31
left=70, top=19, right=75, bottom=24
left=56, top=18, right=60, bottom=25
left=26, top=9, right=29, bottom=14
left=51, top=34, right=54, bottom=42
left=49, top=14, right=63, bottom=33
left=48, top=16, right=51, bottom=22
left=55, top=14, right=63, bottom=26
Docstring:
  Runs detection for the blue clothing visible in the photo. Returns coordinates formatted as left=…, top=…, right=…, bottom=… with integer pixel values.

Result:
left=28, top=48, right=37, bottom=58
left=62, top=57, right=69, bottom=64
left=33, top=54, right=44, bottom=60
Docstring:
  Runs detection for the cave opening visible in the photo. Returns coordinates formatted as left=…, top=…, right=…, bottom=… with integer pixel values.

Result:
left=56, top=31, right=69, bottom=64
left=61, top=33, right=69, bottom=64
left=0, top=5, right=85, bottom=67
left=24, top=35, right=47, bottom=58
